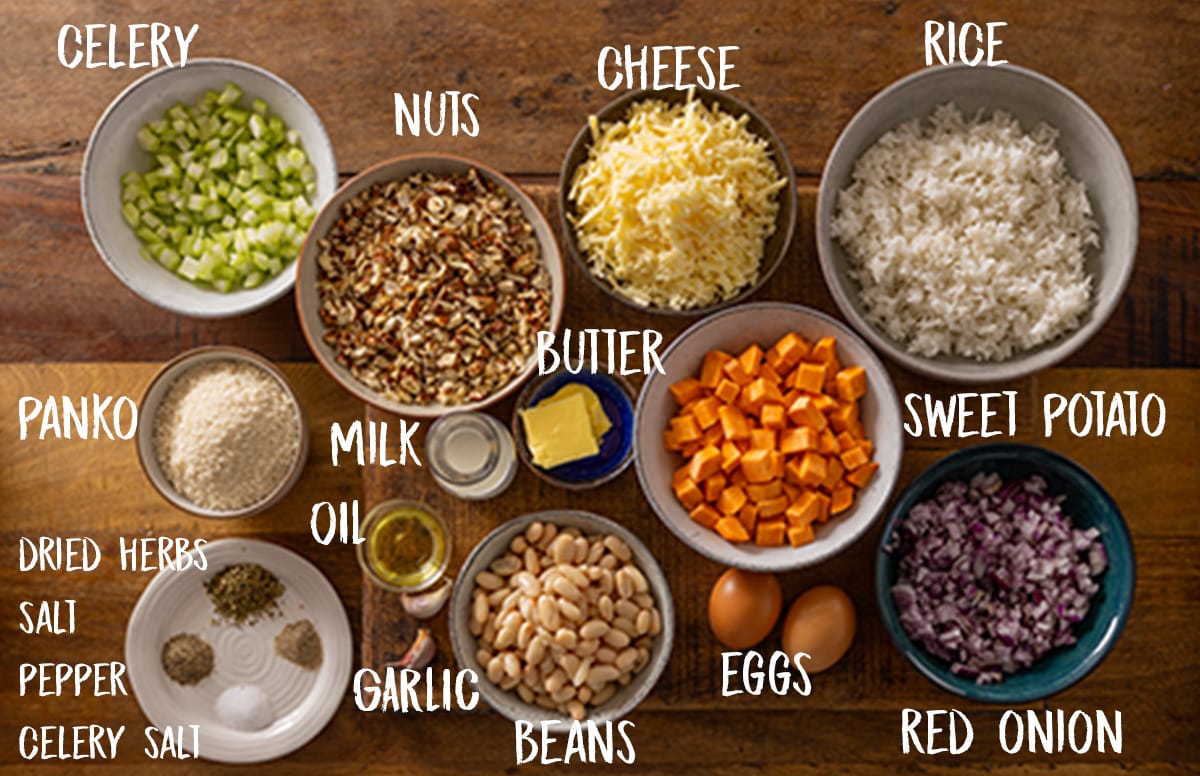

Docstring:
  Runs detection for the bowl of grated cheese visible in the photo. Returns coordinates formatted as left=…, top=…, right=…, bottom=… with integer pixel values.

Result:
left=137, top=345, right=310, bottom=519
left=560, top=87, right=797, bottom=316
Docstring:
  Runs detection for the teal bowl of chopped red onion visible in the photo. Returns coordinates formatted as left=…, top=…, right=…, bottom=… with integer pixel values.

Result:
left=876, top=443, right=1134, bottom=703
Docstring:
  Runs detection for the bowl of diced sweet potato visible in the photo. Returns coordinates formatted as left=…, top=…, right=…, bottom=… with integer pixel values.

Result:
left=634, top=302, right=904, bottom=572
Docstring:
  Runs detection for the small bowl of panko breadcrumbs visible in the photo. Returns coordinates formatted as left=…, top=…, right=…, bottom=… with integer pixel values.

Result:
left=137, top=345, right=309, bottom=518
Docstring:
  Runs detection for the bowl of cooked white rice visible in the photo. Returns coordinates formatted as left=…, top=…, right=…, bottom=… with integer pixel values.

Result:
left=816, top=63, right=1137, bottom=382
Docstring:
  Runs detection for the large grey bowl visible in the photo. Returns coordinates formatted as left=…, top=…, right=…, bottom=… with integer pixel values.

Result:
left=816, top=64, right=1137, bottom=383
left=449, top=510, right=674, bottom=731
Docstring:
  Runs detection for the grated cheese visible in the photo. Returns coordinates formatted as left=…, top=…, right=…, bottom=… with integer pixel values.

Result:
left=568, top=91, right=787, bottom=310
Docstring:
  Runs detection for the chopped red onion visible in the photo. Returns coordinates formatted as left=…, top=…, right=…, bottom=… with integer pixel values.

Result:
left=888, top=472, right=1106, bottom=684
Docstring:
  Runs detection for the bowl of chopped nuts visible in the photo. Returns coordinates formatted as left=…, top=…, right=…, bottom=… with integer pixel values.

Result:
left=295, top=154, right=565, bottom=418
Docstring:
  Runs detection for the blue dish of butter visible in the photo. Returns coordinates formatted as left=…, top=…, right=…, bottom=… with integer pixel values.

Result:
left=519, top=371, right=635, bottom=488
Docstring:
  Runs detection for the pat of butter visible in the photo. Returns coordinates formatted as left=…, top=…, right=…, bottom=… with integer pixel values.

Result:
left=521, top=391, right=601, bottom=469
left=539, top=383, right=612, bottom=439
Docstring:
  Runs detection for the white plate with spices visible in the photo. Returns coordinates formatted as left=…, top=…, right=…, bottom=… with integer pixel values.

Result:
left=125, top=538, right=351, bottom=764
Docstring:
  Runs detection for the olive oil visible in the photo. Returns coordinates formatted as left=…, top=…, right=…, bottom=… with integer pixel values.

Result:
left=359, top=501, right=449, bottom=592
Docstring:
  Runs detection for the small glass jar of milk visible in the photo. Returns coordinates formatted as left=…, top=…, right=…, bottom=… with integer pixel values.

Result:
left=424, top=412, right=517, bottom=500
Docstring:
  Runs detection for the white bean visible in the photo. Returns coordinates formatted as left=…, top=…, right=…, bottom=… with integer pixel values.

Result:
left=579, top=619, right=609, bottom=640
left=475, top=571, right=505, bottom=590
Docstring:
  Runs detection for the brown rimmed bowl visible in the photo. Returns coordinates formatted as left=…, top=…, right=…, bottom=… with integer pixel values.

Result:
left=136, top=345, right=310, bottom=519
left=295, top=154, right=566, bottom=418
left=559, top=87, right=797, bottom=316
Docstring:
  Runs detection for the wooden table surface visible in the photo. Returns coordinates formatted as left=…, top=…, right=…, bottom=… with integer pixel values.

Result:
left=1, top=1, right=1197, bottom=774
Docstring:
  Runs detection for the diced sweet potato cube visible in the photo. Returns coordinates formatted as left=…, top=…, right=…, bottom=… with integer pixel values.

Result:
left=750, top=428, right=776, bottom=451
left=839, top=445, right=869, bottom=471
left=670, top=415, right=702, bottom=443
left=703, top=424, right=724, bottom=447
left=718, top=405, right=752, bottom=441
left=835, top=430, right=857, bottom=451
left=680, top=441, right=702, bottom=458
left=729, top=469, right=748, bottom=487
left=673, top=465, right=692, bottom=486
left=746, top=480, right=784, bottom=502
left=797, top=452, right=827, bottom=487
left=740, top=449, right=775, bottom=483
left=743, top=377, right=785, bottom=414
left=859, top=439, right=874, bottom=457
left=787, top=523, right=815, bottom=547
left=757, top=495, right=789, bottom=519
left=769, top=332, right=810, bottom=371
left=787, top=395, right=828, bottom=430
left=715, top=516, right=751, bottom=543
left=691, top=396, right=723, bottom=430
left=782, top=482, right=802, bottom=502
left=828, top=403, right=858, bottom=433
left=673, top=477, right=704, bottom=509
left=737, top=344, right=763, bottom=379
left=830, top=484, right=855, bottom=515
left=721, top=357, right=753, bottom=387
left=779, top=426, right=818, bottom=455
left=760, top=403, right=786, bottom=430
left=720, top=441, right=742, bottom=474
left=835, top=366, right=867, bottom=402
left=755, top=519, right=786, bottom=547
left=793, top=362, right=826, bottom=393
left=845, top=461, right=879, bottom=488
left=714, top=378, right=740, bottom=404
left=848, top=420, right=867, bottom=440
left=784, top=457, right=805, bottom=486
left=663, top=428, right=681, bottom=452
left=813, top=492, right=832, bottom=523
left=700, top=350, right=733, bottom=388
left=688, top=445, right=722, bottom=482
left=769, top=451, right=785, bottom=479
left=737, top=503, right=758, bottom=534
left=669, top=377, right=703, bottom=405
left=760, top=362, right=783, bottom=384
left=818, top=428, right=840, bottom=455
left=704, top=472, right=728, bottom=502
left=786, top=490, right=820, bottom=526
left=717, top=485, right=748, bottom=515
left=690, top=503, right=722, bottom=529
left=821, top=457, right=845, bottom=492
left=812, top=393, right=839, bottom=414
left=810, top=336, right=838, bottom=364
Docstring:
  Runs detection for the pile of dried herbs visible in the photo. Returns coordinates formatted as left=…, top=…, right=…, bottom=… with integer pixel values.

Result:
left=204, top=563, right=285, bottom=625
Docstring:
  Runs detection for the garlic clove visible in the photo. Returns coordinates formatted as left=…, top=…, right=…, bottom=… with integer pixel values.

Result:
left=401, top=577, right=453, bottom=620
left=390, top=628, right=437, bottom=671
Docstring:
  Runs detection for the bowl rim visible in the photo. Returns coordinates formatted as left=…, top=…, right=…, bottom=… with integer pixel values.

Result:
left=447, top=509, right=675, bottom=731
left=136, top=344, right=310, bottom=519
left=815, top=62, right=1139, bottom=383
left=81, top=57, right=337, bottom=319
left=873, top=441, right=1136, bottom=703
left=509, top=368, right=637, bottom=490
left=634, top=300, right=905, bottom=572
left=557, top=86, right=798, bottom=317
left=293, top=151, right=566, bottom=419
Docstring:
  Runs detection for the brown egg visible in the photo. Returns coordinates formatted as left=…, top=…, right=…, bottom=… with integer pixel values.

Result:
left=781, top=585, right=856, bottom=673
left=708, top=568, right=782, bottom=649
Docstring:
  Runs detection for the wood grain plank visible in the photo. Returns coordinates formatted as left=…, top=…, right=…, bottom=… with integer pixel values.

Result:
left=1, top=175, right=1195, bottom=366
left=1, top=1, right=1197, bottom=179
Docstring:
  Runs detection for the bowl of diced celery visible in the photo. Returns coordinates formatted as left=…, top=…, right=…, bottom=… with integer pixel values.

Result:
left=83, top=58, right=337, bottom=318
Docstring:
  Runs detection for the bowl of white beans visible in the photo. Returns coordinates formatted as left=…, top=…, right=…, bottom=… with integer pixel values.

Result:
left=449, top=511, right=674, bottom=730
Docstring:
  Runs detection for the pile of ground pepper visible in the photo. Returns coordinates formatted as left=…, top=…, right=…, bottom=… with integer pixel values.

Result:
left=274, top=619, right=322, bottom=670
left=161, top=633, right=214, bottom=685
left=204, top=563, right=285, bottom=625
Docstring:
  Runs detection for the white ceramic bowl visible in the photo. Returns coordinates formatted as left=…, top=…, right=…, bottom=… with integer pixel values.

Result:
left=816, top=63, right=1137, bottom=383
left=634, top=302, right=904, bottom=572
left=82, top=58, right=337, bottom=318
left=295, top=153, right=565, bottom=418
left=137, top=345, right=310, bottom=518
left=448, top=510, right=674, bottom=731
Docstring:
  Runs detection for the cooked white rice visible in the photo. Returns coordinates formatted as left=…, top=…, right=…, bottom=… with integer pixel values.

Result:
left=830, top=103, right=1098, bottom=361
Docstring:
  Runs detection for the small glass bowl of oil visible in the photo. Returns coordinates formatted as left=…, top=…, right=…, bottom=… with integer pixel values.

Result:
left=357, top=499, right=451, bottom=593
